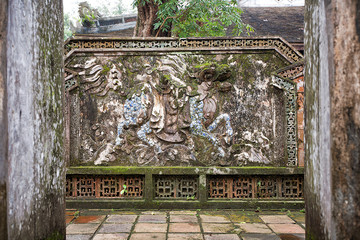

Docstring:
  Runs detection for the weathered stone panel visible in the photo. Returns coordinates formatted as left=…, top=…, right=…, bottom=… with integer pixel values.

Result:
left=305, top=0, right=360, bottom=239
left=65, top=50, right=294, bottom=167
left=67, top=54, right=286, bottom=166
left=5, top=0, right=65, bottom=239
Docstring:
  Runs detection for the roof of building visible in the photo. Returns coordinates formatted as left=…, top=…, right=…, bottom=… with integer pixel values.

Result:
left=232, top=7, right=304, bottom=43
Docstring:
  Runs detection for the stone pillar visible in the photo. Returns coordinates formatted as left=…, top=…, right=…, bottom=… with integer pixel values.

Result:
left=0, top=0, right=8, bottom=239
left=305, top=0, right=360, bottom=239
left=1, top=0, right=65, bottom=239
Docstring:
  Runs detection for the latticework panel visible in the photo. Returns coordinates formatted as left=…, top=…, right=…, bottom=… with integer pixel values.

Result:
left=76, top=176, right=96, bottom=197
left=272, top=76, right=297, bottom=166
left=208, top=175, right=303, bottom=199
left=124, top=176, right=144, bottom=198
left=277, top=65, right=304, bottom=79
left=233, top=177, right=254, bottom=198
left=66, top=176, right=75, bottom=197
left=281, top=176, right=303, bottom=198
left=209, top=178, right=231, bottom=199
left=154, top=176, right=198, bottom=199
left=255, top=177, right=277, bottom=198
left=66, top=175, right=144, bottom=198
left=155, top=178, right=175, bottom=198
left=98, top=176, right=120, bottom=198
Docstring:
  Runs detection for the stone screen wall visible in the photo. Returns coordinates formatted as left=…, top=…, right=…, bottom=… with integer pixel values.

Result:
left=65, top=37, right=303, bottom=168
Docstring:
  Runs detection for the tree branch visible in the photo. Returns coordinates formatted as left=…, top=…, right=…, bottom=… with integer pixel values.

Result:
left=155, top=16, right=176, bottom=37
left=155, top=1, right=198, bottom=37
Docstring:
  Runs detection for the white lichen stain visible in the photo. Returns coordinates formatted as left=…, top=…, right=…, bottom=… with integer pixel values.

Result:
left=206, top=167, right=230, bottom=175
left=235, top=130, right=271, bottom=165
left=199, top=175, right=206, bottom=186
left=256, top=77, right=270, bottom=91
left=94, top=143, right=116, bottom=165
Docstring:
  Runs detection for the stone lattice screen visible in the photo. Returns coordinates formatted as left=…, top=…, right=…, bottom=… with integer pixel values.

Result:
left=64, top=37, right=303, bottom=168
left=65, top=173, right=303, bottom=200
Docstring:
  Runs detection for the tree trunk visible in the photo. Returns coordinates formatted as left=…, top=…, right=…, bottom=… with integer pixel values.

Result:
left=133, top=0, right=171, bottom=37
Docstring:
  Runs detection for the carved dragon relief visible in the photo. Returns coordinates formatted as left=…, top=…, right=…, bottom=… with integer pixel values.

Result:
left=66, top=55, right=280, bottom=166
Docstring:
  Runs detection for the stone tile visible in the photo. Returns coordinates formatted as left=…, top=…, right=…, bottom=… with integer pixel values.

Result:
left=169, top=223, right=201, bottom=233
left=170, top=215, right=198, bottom=223
left=202, top=223, right=235, bottom=233
left=199, top=211, right=226, bottom=215
left=168, top=233, right=203, bottom=240
left=241, top=233, right=280, bottom=240
left=268, top=224, right=305, bottom=234
left=288, top=213, right=305, bottom=224
left=66, top=235, right=91, bottom=240
left=81, top=210, right=137, bottom=216
left=141, top=211, right=167, bottom=215
left=238, top=223, right=272, bottom=233
left=73, top=215, right=106, bottom=224
left=109, top=211, right=138, bottom=215
left=130, top=233, right=166, bottom=240
left=138, top=214, right=167, bottom=223
left=278, top=234, right=305, bottom=240
left=66, top=224, right=100, bottom=235
left=228, top=214, right=263, bottom=223
left=169, top=210, right=197, bottom=215
left=133, top=223, right=168, bottom=233
left=106, top=215, right=137, bottom=223
left=259, top=211, right=287, bottom=215
left=204, top=234, right=240, bottom=240
left=200, top=215, right=231, bottom=223
left=98, top=223, right=133, bottom=233
left=66, top=216, right=75, bottom=224
left=259, top=215, right=295, bottom=224
left=292, top=216, right=305, bottom=224
left=92, top=233, right=129, bottom=240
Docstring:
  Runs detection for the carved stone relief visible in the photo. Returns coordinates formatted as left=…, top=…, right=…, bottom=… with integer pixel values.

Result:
left=65, top=53, right=289, bottom=166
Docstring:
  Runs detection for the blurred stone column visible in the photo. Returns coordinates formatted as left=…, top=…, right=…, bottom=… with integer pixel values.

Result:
left=305, top=0, right=360, bottom=239
left=0, top=0, right=9, bottom=239
left=0, top=0, right=65, bottom=239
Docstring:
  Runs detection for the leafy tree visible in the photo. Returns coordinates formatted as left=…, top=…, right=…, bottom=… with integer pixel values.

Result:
left=133, top=0, right=253, bottom=37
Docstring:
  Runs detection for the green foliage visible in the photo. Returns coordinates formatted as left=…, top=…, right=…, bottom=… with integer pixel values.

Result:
left=134, top=0, right=254, bottom=37
left=74, top=211, right=80, bottom=217
left=80, top=12, right=97, bottom=26
left=120, top=184, right=128, bottom=195
left=186, top=195, right=196, bottom=200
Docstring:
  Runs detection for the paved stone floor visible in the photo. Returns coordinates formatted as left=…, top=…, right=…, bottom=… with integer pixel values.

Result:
left=66, top=209, right=305, bottom=240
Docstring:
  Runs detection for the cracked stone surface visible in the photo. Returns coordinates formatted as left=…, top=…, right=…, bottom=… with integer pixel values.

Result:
left=65, top=209, right=306, bottom=239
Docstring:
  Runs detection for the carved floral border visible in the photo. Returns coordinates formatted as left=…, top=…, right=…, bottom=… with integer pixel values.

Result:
left=64, top=37, right=303, bottom=63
